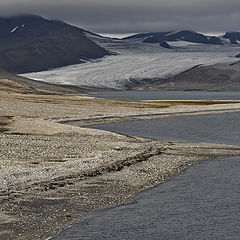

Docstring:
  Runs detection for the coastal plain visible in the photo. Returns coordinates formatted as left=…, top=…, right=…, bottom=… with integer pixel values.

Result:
left=0, top=88, right=240, bottom=240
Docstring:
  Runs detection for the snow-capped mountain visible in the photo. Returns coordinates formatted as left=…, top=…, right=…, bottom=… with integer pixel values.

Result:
left=0, top=15, right=110, bottom=73
left=123, top=30, right=224, bottom=49
left=222, top=32, right=240, bottom=44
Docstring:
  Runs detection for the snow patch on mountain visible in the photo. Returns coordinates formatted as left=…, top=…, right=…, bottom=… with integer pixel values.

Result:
left=11, top=26, right=19, bottom=33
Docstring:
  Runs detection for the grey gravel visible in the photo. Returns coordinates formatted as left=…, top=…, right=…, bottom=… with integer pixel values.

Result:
left=0, top=91, right=240, bottom=240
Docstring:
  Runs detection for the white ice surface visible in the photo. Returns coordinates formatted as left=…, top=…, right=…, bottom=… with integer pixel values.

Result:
left=169, top=41, right=209, bottom=47
left=21, top=41, right=240, bottom=90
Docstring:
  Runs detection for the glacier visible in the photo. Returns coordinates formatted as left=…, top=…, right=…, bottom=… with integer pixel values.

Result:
left=21, top=39, right=240, bottom=90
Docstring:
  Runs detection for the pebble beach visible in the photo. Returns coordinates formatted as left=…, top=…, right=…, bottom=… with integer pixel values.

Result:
left=1, top=91, right=240, bottom=240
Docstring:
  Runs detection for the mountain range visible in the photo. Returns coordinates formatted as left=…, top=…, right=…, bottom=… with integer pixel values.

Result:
left=124, top=31, right=222, bottom=46
left=1, top=15, right=240, bottom=74
left=0, top=14, right=240, bottom=92
left=123, top=30, right=240, bottom=48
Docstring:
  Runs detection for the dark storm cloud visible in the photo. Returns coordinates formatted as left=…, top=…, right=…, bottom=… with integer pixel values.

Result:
left=1, top=0, right=240, bottom=34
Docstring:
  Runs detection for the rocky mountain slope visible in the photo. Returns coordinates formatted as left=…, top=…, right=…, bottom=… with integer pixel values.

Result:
left=131, top=62, right=240, bottom=91
left=0, top=68, right=86, bottom=94
left=0, top=15, right=110, bottom=73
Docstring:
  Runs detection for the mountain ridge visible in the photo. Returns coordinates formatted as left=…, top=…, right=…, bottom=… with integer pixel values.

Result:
left=0, top=14, right=111, bottom=73
left=122, top=30, right=240, bottom=48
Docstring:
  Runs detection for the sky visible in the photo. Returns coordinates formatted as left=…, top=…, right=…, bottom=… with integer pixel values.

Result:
left=1, top=0, right=240, bottom=36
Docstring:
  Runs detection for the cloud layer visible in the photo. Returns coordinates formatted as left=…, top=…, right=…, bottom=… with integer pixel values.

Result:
left=1, top=0, right=240, bottom=34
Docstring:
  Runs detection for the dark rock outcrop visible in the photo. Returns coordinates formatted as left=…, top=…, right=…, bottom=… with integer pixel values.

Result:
left=208, top=36, right=222, bottom=45
left=159, top=41, right=172, bottom=49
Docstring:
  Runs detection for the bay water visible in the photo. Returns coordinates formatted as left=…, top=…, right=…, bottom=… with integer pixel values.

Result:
left=52, top=96, right=240, bottom=240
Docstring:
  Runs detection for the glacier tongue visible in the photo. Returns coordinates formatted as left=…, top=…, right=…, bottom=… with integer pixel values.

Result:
left=21, top=41, right=240, bottom=90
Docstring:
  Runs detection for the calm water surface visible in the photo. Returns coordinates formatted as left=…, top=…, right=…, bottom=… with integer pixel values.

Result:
left=53, top=157, right=240, bottom=240
left=91, top=91, right=240, bottom=101
left=52, top=111, right=240, bottom=240
left=88, top=112, right=240, bottom=145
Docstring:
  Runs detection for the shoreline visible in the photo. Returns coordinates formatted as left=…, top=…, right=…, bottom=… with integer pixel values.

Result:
left=0, top=92, right=240, bottom=239
left=2, top=135, right=240, bottom=240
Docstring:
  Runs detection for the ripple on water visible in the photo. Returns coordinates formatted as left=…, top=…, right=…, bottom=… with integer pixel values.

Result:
left=52, top=157, right=240, bottom=240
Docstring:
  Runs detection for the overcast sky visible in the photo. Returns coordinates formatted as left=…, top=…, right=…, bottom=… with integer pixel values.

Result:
left=1, top=0, right=240, bottom=35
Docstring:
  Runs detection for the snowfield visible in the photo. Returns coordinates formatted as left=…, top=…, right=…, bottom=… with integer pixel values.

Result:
left=21, top=40, right=240, bottom=90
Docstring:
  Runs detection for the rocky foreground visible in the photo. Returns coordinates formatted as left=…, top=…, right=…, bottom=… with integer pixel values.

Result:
left=0, top=91, right=240, bottom=240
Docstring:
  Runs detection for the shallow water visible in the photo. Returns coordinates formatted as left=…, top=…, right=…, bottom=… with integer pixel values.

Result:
left=53, top=157, right=240, bottom=240
left=91, top=90, right=240, bottom=101
left=52, top=112, right=240, bottom=240
left=88, top=112, right=240, bottom=145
